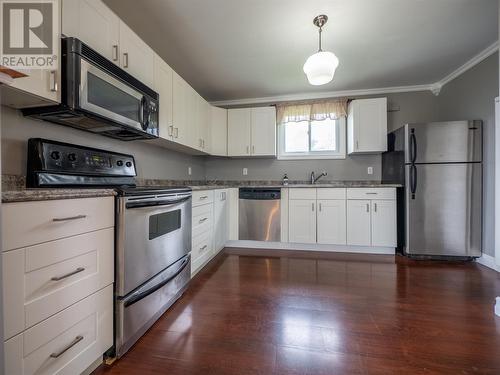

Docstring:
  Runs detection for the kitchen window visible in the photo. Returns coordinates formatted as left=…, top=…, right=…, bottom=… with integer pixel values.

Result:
left=276, top=99, right=347, bottom=160
left=278, top=117, right=346, bottom=160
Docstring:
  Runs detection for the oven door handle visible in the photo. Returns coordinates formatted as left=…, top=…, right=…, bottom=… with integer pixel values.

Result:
left=125, top=196, right=190, bottom=209
left=124, top=255, right=190, bottom=308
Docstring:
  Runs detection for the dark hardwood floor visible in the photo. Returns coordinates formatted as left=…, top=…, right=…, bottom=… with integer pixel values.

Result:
left=94, top=248, right=500, bottom=375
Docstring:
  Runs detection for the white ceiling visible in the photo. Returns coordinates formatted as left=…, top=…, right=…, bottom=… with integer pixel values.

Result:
left=104, top=0, right=498, bottom=102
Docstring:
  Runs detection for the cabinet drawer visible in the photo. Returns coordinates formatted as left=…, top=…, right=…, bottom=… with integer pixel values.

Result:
left=2, top=197, right=114, bottom=251
left=3, top=228, right=114, bottom=339
left=192, top=203, right=213, bottom=236
left=5, top=285, right=113, bottom=375
left=346, top=188, right=395, bottom=200
left=289, top=188, right=316, bottom=200
left=192, top=230, right=213, bottom=261
left=192, top=190, right=214, bottom=207
left=316, top=188, right=346, bottom=200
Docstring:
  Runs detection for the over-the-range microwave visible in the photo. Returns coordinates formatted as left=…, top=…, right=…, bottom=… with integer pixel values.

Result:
left=23, top=37, right=159, bottom=140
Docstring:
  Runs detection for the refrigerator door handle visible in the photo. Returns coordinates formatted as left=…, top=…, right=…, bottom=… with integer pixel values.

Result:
left=410, top=164, right=417, bottom=199
left=410, top=130, right=417, bottom=163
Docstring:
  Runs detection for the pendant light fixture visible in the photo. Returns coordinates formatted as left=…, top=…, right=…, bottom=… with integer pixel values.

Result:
left=303, top=15, right=339, bottom=86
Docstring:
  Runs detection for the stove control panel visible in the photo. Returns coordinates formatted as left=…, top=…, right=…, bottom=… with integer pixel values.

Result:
left=28, top=138, right=137, bottom=177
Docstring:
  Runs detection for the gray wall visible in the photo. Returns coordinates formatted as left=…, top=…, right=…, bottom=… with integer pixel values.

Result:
left=206, top=91, right=439, bottom=181
left=1, top=106, right=206, bottom=180
left=437, top=53, right=498, bottom=256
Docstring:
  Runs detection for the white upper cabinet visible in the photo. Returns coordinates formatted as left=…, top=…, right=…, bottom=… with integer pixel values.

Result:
left=153, top=54, right=173, bottom=141
left=347, top=97, right=387, bottom=154
left=228, top=109, right=252, bottom=156
left=62, top=0, right=154, bottom=87
left=288, top=199, right=317, bottom=244
left=194, top=95, right=211, bottom=153
left=119, top=22, right=154, bottom=87
left=210, top=106, right=228, bottom=156
left=172, top=72, right=190, bottom=146
left=4, top=0, right=61, bottom=107
left=62, top=0, right=119, bottom=63
left=371, top=200, right=397, bottom=247
left=251, top=107, right=276, bottom=156
left=317, top=199, right=347, bottom=245
left=346, top=199, right=372, bottom=246
left=227, top=106, right=276, bottom=157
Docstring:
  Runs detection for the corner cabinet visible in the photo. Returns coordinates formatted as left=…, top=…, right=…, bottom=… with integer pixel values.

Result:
left=347, top=97, right=387, bottom=154
left=153, top=54, right=174, bottom=141
left=227, top=107, right=276, bottom=157
left=210, top=106, right=228, bottom=156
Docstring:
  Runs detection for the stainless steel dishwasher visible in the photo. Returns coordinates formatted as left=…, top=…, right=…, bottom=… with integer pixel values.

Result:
left=239, top=188, right=281, bottom=241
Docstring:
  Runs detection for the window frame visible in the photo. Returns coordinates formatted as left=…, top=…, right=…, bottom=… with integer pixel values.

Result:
left=277, top=117, right=347, bottom=160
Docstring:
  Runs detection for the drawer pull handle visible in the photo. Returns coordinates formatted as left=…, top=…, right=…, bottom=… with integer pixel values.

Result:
left=366, top=193, right=378, bottom=195
left=199, top=217, right=208, bottom=223
left=51, top=267, right=85, bottom=281
left=52, top=214, right=87, bottom=222
left=199, top=196, right=208, bottom=200
left=50, top=335, right=83, bottom=358
left=200, top=245, right=208, bottom=251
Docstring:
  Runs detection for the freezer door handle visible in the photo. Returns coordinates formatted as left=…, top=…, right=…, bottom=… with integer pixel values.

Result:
left=410, top=164, right=417, bottom=199
left=410, top=130, right=417, bottom=163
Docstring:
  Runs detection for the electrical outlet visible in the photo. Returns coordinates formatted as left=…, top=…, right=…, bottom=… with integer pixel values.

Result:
left=243, top=168, right=248, bottom=176
left=367, top=167, right=373, bottom=175
left=188, top=167, right=192, bottom=176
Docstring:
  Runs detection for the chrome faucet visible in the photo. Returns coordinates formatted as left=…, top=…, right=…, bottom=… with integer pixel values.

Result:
left=311, top=171, right=328, bottom=184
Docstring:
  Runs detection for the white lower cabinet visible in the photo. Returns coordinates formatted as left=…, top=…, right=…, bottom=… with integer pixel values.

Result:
left=5, top=285, right=113, bottom=375
left=371, top=200, right=397, bottom=247
left=2, top=196, right=115, bottom=375
left=346, top=200, right=372, bottom=246
left=288, top=188, right=397, bottom=249
left=191, top=189, right=232, bottom=276
left=214, top=190, right=229, bottom=253
left=317, top=200, right=347, bottom=245
left=288, top=199, right=317, bottom=244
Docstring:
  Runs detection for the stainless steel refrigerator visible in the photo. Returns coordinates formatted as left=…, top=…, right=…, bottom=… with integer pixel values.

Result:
left=382, top=121, right=482, bottom=258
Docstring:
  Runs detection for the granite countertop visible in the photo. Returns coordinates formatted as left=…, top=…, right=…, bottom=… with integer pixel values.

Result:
left=1, top=175, right=401, bottom=202
left=2, top=188, right=117, bottom=203
left=190, top=183, right=402, bottom=191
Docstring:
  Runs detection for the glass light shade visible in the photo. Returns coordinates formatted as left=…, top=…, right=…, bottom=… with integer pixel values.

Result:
left=303, top=51, right=339, bottom=86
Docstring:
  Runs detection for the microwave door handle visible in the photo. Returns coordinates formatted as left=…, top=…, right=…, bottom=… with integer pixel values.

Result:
left=139, top=96, right=146, bottom=129
left=125, top=196, right=191, bottom=209
left=123, top=255, right=190, bottom=307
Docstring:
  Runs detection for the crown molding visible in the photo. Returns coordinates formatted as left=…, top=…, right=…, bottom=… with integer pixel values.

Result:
left=430, top=41, right=499, bottom=96
left=210, top=84, right=433, bottom=106
left=210, top=41, right=499, bottom=106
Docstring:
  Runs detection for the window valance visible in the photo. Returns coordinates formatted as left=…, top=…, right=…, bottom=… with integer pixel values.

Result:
left=276, top=98, right=348, bottom=124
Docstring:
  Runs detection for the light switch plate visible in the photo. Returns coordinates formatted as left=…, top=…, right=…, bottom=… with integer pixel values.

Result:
left=243, top=168, right=248, bottom=176
left=367, top=167, right=373, bottom=175
left=188, top=167, right=192, bottom=175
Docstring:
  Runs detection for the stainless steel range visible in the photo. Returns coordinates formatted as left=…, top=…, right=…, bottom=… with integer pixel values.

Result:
left=114, top=186, right=191, bottom=357
left=26, top=138, right=192, bottom=358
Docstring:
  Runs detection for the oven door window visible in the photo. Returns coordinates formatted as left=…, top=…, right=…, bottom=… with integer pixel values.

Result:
left=149, top=209, right=181, bottom=240
left=79, top=59, right=144, bottom=129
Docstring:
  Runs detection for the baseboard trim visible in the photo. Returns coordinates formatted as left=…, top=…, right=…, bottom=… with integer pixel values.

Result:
left=475, top=253, right=500, bottom=272
left=226, top=240, right=395, bottom=255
